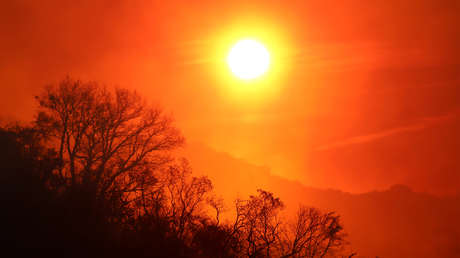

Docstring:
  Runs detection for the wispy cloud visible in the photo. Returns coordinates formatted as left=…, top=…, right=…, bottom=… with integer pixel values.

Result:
left=316, top=112, right=458, bottom=151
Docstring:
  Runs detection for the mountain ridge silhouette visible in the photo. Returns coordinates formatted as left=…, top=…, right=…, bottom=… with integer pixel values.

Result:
left=183, top=141, right=460, bottom=258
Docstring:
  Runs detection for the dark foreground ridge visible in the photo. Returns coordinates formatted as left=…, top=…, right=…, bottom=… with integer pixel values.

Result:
left=0, top=78, right=352, bottom=257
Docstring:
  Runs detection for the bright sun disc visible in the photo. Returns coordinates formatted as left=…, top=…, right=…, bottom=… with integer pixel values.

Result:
left=227, top=39, right=270, bottom=80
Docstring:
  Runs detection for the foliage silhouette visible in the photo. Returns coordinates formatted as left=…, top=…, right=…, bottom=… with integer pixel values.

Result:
left=0, top=78, right=349, bottom=257
left=35, top=77, right=184, bottom=200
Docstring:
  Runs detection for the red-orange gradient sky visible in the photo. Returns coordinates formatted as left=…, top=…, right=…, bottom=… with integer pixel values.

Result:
left=1, top=0, right=459, bottom=195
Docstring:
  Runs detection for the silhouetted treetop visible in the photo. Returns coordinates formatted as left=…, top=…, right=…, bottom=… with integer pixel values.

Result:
left=34, top=77, right=184, bottom=200
left=0, top=77, right=351, bottom=257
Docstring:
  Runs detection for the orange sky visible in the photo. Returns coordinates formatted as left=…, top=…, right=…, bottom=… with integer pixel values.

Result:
left=1, top=0, right=459, bottom=195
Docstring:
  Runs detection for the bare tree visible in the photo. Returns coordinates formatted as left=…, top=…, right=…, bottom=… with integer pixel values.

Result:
left=234, top=189, right=284, bottom=257
left=164, top=159, right=213, bottom=241
left=137, top=158, right=214, bottom=242
left=208, top=196, right=225, bottom=226
left=4, top=77, right=352, bottom=256
left=279, top=206, right=345, bottom=258
left=34, top=77, right=184, bottom=210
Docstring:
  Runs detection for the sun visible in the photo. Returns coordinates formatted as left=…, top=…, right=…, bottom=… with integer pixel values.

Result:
left=227, top=39, right=270, bottom=80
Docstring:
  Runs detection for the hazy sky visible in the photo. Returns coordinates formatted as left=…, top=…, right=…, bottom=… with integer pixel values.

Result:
left=1, top=0, right=459, bottom=195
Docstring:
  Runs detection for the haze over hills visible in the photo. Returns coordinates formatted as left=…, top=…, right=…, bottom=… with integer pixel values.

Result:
left=0, top=0, right=458, bottom=255
left=183, top=142, right=460, bottom=258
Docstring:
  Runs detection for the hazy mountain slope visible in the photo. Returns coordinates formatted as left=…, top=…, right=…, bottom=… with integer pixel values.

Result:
left=182, top=142, right=460, bottom=258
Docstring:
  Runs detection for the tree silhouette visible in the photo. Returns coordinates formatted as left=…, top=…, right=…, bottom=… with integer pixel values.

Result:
left=134, top=158, right=214, bottom=242
left=0, top=126, right=117, bottom=249
left=279, top=206, right=346, bottom=257
left=34, top=77, right=184, bottom=218
left=0, top=77, right=351, bottom=257
left=223, top=189, right=285, bottom=257
left=226, top=190, right=347, bottom=258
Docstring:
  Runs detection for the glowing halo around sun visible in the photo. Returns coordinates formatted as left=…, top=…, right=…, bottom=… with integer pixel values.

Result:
left=227, top=39, right=270, bottom=80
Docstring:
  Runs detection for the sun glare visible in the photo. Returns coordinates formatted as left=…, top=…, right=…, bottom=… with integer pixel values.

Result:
left=227, top=39, right=270, bottom=80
